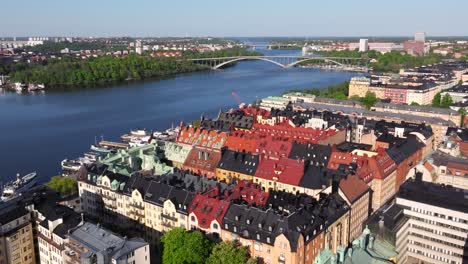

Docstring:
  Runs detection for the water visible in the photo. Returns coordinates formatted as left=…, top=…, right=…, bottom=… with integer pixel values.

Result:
left=0, top=45, right=359, bottom=183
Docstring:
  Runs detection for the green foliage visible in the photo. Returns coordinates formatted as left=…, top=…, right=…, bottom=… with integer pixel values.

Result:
left=459, top=108, right=467, bottom=127
left=161, top=228, right=213, bottom=264
left=46, top=176, right=77, bottom=196
left=317, top=50, right=444, bottom=73
left=10, top=55, right=206, bottom=88
left=361, top=91, right=378, bottom=109
left=286, top=81, right=350, bottom=100
left=183, top=48, right=262, bottom=59
left=441, top=93, right=454, bottom=108
left=206, top=241, right=249, bottom=264
left=410, top=102, right=420, bottom=106
left=25, top=41, right=126, bottom=53
left=432, top=92, right=442, bottom=107
left=191, top=120, right=201, bottom=128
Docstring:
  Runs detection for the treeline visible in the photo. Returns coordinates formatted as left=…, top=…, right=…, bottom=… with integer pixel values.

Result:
left=183, top=47, right=263, bottom=58
left=25, top=41, right=126, bottom=53
left=10, top=55, right=207, bottom=87
left=287, top=81, right=350, bottom=99
left=316, top=50, right=444, bottom=73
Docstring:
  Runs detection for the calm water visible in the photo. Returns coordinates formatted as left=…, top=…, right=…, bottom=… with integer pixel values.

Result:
left=0, top=46, right=359, bottom=183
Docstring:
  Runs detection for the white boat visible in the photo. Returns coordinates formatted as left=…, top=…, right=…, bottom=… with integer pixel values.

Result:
left=1, top=172, right=37, bottom=201
left=121, top=128, right=149, bottom=141
left=61, top=159, right=83, bottom=172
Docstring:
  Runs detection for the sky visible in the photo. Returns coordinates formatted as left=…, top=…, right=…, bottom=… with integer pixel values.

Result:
left=1, top=0, right=467, bottom=37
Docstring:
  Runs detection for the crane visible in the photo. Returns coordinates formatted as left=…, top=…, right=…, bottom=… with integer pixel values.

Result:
left=231, top=91, right=242, bottom=105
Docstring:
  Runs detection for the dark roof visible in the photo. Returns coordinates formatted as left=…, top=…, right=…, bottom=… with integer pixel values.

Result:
left=218, top=111, right=254, bottom=130
left=398, top=178, right=468, bottom=213
left=218, top=148, right=259, bottom=176
left=336, top=142, right=373, bottom=152
left=446, top=127, right=468, bottom=141
left=288, top=142, right=331, bottom=165
left=0, top=201, right=29, bottom=225
left=200, top=119, right=232, bottom=133
left=386, top=135, right=425, bottom=164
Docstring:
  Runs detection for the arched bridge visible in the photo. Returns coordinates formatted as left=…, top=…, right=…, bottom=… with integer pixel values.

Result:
left=186, top=56, right=369, bottom=69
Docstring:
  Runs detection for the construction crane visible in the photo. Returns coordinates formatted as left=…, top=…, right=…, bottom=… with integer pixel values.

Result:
left=231, top=91, right=242, bottom=105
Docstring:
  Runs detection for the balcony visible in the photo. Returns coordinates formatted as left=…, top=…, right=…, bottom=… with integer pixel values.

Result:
left=161, top=213, right=178, bottom=222
left=102, top=194, right=117, bottom=201
left=162, top=221, right=173, bottom=228
left=130, top=203, right=145, bottom=210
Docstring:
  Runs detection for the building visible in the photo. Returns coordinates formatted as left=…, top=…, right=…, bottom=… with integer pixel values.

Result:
left=441, top=84, right=468, bottom=103
left=0, top=202, right=35, bottom=264
left=359, top=39, right=369, bottom=52
left=215, top=148, right=259, bottom=182
left=313, top=226, right=397, bottom=264
left=394, top=177, right=468, bottom=264
left=260, top=96, right=291, bottom=110
left=403, top=41, right=426, bottom=56
left=414, top=32, right=426, bottom=43
left=67, top=222, right=150, bottom=264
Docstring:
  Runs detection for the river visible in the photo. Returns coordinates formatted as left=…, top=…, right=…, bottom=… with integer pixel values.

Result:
left=0, top=43, right=360, bottom=183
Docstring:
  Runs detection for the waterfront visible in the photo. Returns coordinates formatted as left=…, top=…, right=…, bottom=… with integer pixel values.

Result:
left=0, top=46, right=360, bottom=183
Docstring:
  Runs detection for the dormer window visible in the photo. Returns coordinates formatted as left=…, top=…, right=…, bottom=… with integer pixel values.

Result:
left=235, top=215, right=239, bottom=221
left=258, top=223, right=262, bottom=228
left=267, top=237, right=271, bottom=243
left=256, top=234, right=260, bottom=240
left=268, top=226, right=272, bottom=232
left=246, top=219, right=250, bottom=224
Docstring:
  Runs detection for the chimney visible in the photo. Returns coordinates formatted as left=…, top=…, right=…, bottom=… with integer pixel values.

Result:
left=414, top=169, right=423, bottom=182
left=331, top=180, right=339, bottom=194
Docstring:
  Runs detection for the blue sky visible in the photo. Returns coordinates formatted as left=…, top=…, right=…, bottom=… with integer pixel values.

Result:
left=1, top=0, right=467, bottom=37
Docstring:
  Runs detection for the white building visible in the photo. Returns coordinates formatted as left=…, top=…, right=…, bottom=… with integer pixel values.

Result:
left=415, top=32, right=426, bottom=43
left=395, top=178, right=468, bottom=264
left=359, top=39, right=369, bottom=52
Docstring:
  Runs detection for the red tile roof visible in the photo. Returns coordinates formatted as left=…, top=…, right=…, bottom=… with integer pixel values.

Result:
left=225, top=180, right=269, bottom=206
left=254, top=156, right=305, bottom=186
left=189, top=191, right=230, bottom=229
left=182, top=148, right=222, bottom=178
left=177, top=126, right=228, bottom=150
left=339, top=175, right=370, bottom=203
left=252, top=122, right=339, bottom=143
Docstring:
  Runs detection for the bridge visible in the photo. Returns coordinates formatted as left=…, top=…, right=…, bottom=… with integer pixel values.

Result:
left=186, top=56, right=369, bottom=70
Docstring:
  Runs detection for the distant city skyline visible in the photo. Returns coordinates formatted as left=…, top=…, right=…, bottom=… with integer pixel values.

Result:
left=1, top=0, right=467, bottom=37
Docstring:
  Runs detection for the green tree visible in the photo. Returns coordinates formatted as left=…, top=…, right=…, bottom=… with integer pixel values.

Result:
left=361, top=91, right=378, bottom=109
left=206, top=242, right=250, bottom=264
left=45, top=176, right=77, bottom=196
left=161, top=228, right=212, bottom=264
left=410, top=102, right=420, bottom=106
left=458, top=108, right=467, bottom=127
left=440, top=93, right=453, bottom=108
left=432, top=92, right=442, bottom=107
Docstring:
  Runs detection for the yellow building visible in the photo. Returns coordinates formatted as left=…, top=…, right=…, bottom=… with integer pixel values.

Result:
left=0, top=205, right=35, bottom=264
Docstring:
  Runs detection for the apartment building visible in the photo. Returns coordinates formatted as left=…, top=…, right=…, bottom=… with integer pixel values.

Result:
left=395, top=178, right=468, bottom=264
left=0, top=202, right=35, bottom=264
left=67, top=222, right=150, bottom=264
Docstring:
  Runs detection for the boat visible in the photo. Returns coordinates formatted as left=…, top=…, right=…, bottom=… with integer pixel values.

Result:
left=121, top=128, right=149, bottom=141
left=61, top=159, right=83, bottom=172
left=1, top=172, right=37, bottom=201
left=90, top=144, right=113, bottom=153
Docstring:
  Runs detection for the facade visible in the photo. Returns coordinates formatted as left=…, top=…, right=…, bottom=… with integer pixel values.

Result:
left=260, top=96, right=291, bottom=110
left=162, top=141, right=192, bottom=168
left=395, top=178, right=468, bottom=264
left=0, top=203, right=35, bottom=264
left=359, top=39, right=368, bottom=52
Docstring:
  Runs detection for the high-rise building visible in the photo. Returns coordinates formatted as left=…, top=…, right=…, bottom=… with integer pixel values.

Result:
left=394, top=177, right=468, bottom=264
left=414, top=32, right=426, bottom=43
left=359, top=39, right=369, bottom=52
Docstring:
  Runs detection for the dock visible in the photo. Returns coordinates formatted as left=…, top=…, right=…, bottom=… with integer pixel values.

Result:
left=99, top=141, right=128, bottom=149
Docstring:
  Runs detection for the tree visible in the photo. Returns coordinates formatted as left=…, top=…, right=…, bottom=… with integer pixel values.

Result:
left=206, top=242, right=250, bottom=264
left=45, top=176, right=77, bottom=196
left=410, top=102, right=420, bottom=106
left=161, top=228, right=212, bottom=264
left=440, top=93, right=453, bottom=108
left=459, top=108, right=467, bottom=127
left=361, top=91, right=378, bottom=110
left=432, top=92, right=442, bottom=107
